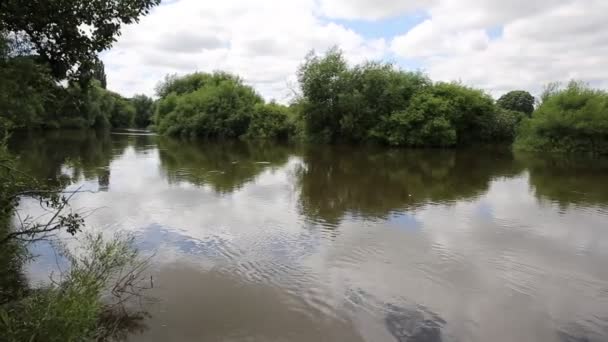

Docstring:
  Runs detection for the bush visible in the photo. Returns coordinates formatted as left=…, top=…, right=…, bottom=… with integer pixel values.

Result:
left=155, top=72, right=263, bottom=138
left=245, top=102, right=295, bottom=140
left=297, top=48, right=430, bottom=143
left=515, top=81, right=608, bottom=154
left=0, top=233, right=149, bottom=342
left=377, top=91, right=456, bottom=147
left=372, top=82, right=497, bottom=147
left=489, top=108, right=526, bottom=142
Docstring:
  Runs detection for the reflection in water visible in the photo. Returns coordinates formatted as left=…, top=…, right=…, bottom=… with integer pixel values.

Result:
left=8, top=131, right=608, bottom=342
left=297, top=145, right=523, bottom=225
left=157, top=138, right=292, bottom=193
left=517, top=152, right=608, bottom=207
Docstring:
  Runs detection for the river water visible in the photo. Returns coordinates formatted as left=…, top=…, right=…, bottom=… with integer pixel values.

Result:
left=10, top=130, right=608, bottom=342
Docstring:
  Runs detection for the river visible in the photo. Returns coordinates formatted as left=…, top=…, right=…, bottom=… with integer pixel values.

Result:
left=10, top=130, right=608, bottom=342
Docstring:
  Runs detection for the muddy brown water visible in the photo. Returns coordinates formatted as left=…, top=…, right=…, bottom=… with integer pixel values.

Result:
left=10, top=130, right=608, bottom=342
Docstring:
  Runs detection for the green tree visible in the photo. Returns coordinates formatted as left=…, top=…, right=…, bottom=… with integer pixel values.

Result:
left=0, top=57, right=54, bottom=130
left=297, top=47, right=351, bottom=142
left=0, top=0, right=160, bottom=81
left=155, top=72, right=263, bottom=138
left=132, top=94, right=155, bottom=128
left=429, top=82, right=497, bottom=145
left=245, top=102, right=295, bottom=140
left=379, top=91, right=456, bottom=147
left=297, top=48, right=429, bottom=143
left=497, top=90, right=535, bottom=116
left=488, top=108, right=526, bottom=142
left=376, top=82, right=497, bottom=147
left=515, top=81, right=608, bottom=154
left=110, top=97, right=136, bottom=128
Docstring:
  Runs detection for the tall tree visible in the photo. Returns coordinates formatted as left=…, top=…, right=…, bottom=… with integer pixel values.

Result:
left=0, top=0, right=160, bottom=81
left=497, top=90, right=535, bottom=116
left=132, top=94, right=155, bottom=128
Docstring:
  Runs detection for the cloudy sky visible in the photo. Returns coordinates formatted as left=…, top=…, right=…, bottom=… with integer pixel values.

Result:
left=102, top=0, right=607, bottom=102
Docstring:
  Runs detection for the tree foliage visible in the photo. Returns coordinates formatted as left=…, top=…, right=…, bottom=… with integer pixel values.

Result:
left=297, top=48, right=508, bottom=146
left=0, top=0, right=157, bottom=131
left=0, top=34, right=135, bottom=130
left=132, top=94, right=155, bottom=128
left=155, top=72, right=263, bottom=138
left=297, top=48, right=430, bottom=143
left=245, top=102, right=295, bottom=140
left=497, top=90, right=535, bottom=116
left=0, top=0, right=160, bottom=81
left=515, top=81, right=608, bottom=154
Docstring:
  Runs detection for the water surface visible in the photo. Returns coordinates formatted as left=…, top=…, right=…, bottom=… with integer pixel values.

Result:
left=10, top=130, right=608, bottom=342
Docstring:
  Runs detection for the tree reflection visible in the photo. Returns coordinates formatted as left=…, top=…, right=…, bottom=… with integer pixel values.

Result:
left=157, top=138, right=292, bottom=194
left=8, top=129, right=131, bottom=189
left=517, top=152, right=608, bottom=207
left=297, top=145, right=523, bottom=225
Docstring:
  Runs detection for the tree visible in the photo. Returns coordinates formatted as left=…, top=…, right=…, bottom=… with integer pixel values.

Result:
left=380, top=91, right=456, bottom=147
left=0, top=0, right=160, bottom=81
left=297, top=47, right=351, bottom=142
left=515, top=81, right=608, bottom=154
left=86, top=59, right=107, bottom=89
left=132, top=94, right=155, bottom=128
left=246, top=102, right=295, bottom=140
left=497, top=90, right=535, bottom=116
left=297, top=48, right=429, bottom=143
left=110, top=97, right=136, bottom=128
left=155, top=72, right=263, bottom=138
left=155, top=72, right=237, bottom=98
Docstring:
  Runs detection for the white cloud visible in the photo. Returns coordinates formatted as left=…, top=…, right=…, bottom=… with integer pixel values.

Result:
left=103, top=0, right=607, bottom=101
left=391, top=0, right=608, bottom=96
left=318, top=0, right=430, bottom=20
left=102, top=0, right=386, bottom=101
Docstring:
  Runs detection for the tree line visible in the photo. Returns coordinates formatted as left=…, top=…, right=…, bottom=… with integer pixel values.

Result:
left=152, top=48, right=607, bottom=154
left=2, top=27, right=607, bottom=153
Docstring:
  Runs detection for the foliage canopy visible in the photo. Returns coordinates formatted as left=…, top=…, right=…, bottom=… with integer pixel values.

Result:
left=515, top=82, right=608, bottom=154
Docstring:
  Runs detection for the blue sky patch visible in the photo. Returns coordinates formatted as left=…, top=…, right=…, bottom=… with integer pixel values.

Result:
left=330, top=12, right=428, bottom=40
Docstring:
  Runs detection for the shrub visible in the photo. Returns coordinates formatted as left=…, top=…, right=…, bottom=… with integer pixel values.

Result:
left=515, top=81, right=608, bottom=154
left=489, top=108, right=526, bottom=142
left=297, top=48, right=429, bottom=143
left=373, top=83, right=497, bottom=147
left=377, top=91, right=456, bottom=147
left=155, top=72, right=263, bottom=138
left=246, top=103, right=295, bottom=140
left=0, top=233, right=149, bottom=342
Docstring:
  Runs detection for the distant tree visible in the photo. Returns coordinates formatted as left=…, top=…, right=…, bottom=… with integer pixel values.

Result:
left=131, top=94, right=155, bottom=128
left=297, top=47, right=350, bottom=142
left=0, top=0, right=160, bottom=81
left=497, top=90, right=535, bottom=116
left=515, top=81, right=608, bottom=154
left=155, top=72, right=263, bottom=138
left=297, top=47, right=429, bottom=143
left=155, top=72, right=238, bottom=98
left=246, top=102, right=295, bottom=140
left=110, top=97, right=136, bottom=128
